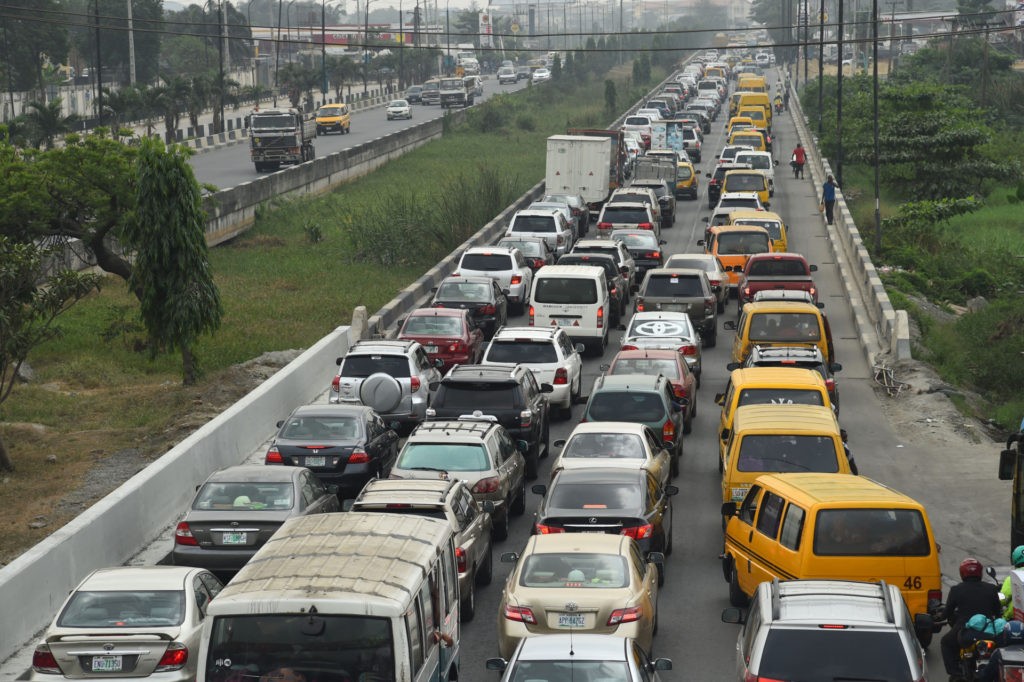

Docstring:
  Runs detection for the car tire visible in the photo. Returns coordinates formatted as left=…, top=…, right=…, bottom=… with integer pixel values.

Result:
left=717, top=297, right=726, bottom=314
left=510, top=478, right=527, bottom=515
left=525, top=446, right=540, bottom=480
left=476, top=542, right=493, bottom=586
left=492, top=508, right=510, bottom=541
left=461, top=577, right=476, bottom=621
left=705, top=328, right=717, bottom=348
left=670, top=451, right=679, bottom=478
left=664, top=506, right=674, bottom=555
left=729, top=566, right=749, bottom=607
left=683, top=407, right=693, bottom=435
left=657, top=560, right=665, bottom=587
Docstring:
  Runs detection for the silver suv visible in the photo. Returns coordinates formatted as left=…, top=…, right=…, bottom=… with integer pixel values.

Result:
left=348, top=478, right=493, bottom=621
left=456, top=246, right=534, bottom=315
left=505, top=208, right=574, bottom=257
left=722, top=579, right=931, bottom=681
left=388, top=418, right=527, bottom=541
left=329, top=340, right=442, bottom=434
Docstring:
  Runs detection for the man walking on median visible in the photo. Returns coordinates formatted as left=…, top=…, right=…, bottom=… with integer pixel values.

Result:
left=822, top=174, right=838, bottom=225
left=791, top=143, right=806, bottom=179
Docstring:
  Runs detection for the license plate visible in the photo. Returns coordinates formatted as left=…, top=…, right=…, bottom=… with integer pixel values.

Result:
left=91, top=656, right=122, bottom=672
left=556, top=318, right=575, bottom=327
left=424, top=345, right=438, bottom=354
left=558, top=614, right=586, bottom=628
left=222, top=532, right=247, bottom=545
left=305, top=456, right=326, bottom=467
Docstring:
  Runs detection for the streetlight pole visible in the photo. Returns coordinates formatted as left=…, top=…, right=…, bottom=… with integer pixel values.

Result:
left=836, top=0, right=844, bottom=186
left=218, top=0, right=225, bottom=132
left=287, top=0, right=297, bottom=63
left=445, top=0, right=451, bottom=75
left=274, top=0, right=283, bottom=106
left=94, top=0, right=103, bottom=127
left=872, top=0, right=881, bottom=251
left=817, top=0, right=824, bottom=136
left=322, top=0, right=328, bottom=100
left=363, top=0, right=372, bottom=94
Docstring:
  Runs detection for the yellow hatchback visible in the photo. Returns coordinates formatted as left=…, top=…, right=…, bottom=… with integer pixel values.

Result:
left=315, top=102, right=350, bottom=135
left=675, top=160, right=698, bottom=200
left=730, top=209, right=789, bottom=252
left=722, top=170, right=770, bottom=208
left=728, top=129, right=766, bottom=152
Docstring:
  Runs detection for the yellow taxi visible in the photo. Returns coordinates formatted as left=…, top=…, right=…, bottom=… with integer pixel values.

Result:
left=722, top=169, right=771, bottom=208
left=698, top=224, right=772, bottom=293
left=724, top=300, right=836, bottom=365
left=675, top=160, right=698, bottom=200
left=727, top=116, right=755, bottom=135
left=727, top=129, right=766, bottom=152
left=729, top=209, right=788, bottom=252
left=314, top=102, right=350, bottom=135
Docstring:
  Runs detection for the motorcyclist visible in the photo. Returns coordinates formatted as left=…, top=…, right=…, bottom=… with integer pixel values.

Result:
left=1001, top=546, right=1024, bottom=620
left=978, top=619, right=1024, bottom=682
left=942, top=558, right=1003, bottom=680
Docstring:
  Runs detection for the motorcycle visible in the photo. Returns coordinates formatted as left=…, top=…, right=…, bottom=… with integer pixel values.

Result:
left=774, top=100, right=784, bottom=114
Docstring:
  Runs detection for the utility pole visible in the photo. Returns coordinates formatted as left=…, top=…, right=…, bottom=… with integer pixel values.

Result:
left=873, top=0, right=881, bottom=251
left=803, top=0, right=809, bottom=84
left=321, top=0, right=328, bottom=99
left=2, top=16, right=15, bottom=121
left=817, top=0, right=824, bottom=136
left=274, top=0, right=283, bottom=106
left=887, top=2, right=897, bottom=76
left=836, top=0, right=844, bottom=186
left=219, top=0, right=226, bottom=130
left=95, top=0, right=103, bottom=127
left=127, top=0, right=137, bottom=85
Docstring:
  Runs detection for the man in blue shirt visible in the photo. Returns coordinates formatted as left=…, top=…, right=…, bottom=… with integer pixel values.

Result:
left=822, top=175, right=838, bottom=225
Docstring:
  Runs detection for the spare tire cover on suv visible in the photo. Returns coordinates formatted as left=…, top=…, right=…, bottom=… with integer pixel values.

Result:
left=359, top=372, right=403, bottom=413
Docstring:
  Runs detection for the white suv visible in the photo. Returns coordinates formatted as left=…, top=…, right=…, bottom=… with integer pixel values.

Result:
left=722, top=579, right=931, bottom=681
left=329, top=340, right=441, bottom=434
left=455, top=246, right=534, bottom=315
left=505, top=209, right=574, bottom=257
left=735, top=150, right=779, bottom=195
left=481, top=326, right=585, bottom=419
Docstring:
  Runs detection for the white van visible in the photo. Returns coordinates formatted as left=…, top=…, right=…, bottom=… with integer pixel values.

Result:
left=529, top=265, right=610, bottom=355
left=197, top=513, right=461, bottom=682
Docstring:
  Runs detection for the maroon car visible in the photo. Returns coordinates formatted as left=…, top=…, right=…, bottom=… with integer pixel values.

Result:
left=397, top=307, right=484, bottom=372
left=602, top=348, right=698, bottom=434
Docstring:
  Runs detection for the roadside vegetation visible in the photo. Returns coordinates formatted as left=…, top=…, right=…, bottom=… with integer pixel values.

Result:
left=800, top=37, right=1024, bottom=428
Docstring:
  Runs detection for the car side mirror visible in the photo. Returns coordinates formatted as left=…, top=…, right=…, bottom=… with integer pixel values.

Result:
left=553, top=439, right=566, bottom=448
left=773, top=159, right=780, bottom=166
left=434, top=358, right=444, bottom=369
left=701, top=216, right=710, bottom=223
left=723, top=320, right=737, bottom=331
left=809, top=264, right=818, bottom=272
left=335, top=357, right=343, bottom=366
left=721, top=607, right=746, bottom=624
left=714, top=393, right=725, bottom=405
left=575, top=343, right=586, bottom=354
left=665, top=485, right=679, bottom=496
left=482, top=500, right=495, bottom=513
left=327, top=484, right=339, bottom=495
left=721, top=501, right=738, bottom=516
left=276, top=420, right=284, bottom=428
left=720, top=428, right=730, bottom=442
left=646, top=551, right=665, bottom=565
left=726, top=362, right=740, bottom=371
left=830, top=362, right=843, bottom=373
left=662, top=439, right=674, bottom=449
left=517, top=440, right=529, bottom=453
left=914, top=613, right=935, bottom=638
left=342, top=499, right=355, bottom=511
left=502, top=288, right=511, bottom=295
left=486, top=658, right=508, bottom=672
left=652, top=658, right=673, bottom=671
left=620, top=267, right=629, bottom=276
left=705, top=172, right=712, bottom=178
left=428, top=381, right=440, bottom=391
left=999, top=449, right=1017, bottom=481
left=500, top=552, right=519, bottom=563
left=697, top=239, right=705, bottom=246
left=531, top=484, right=547, bottom=495
left=599, top=363, right=610, bottom=372
left=659, top=239, right=668, bottom=245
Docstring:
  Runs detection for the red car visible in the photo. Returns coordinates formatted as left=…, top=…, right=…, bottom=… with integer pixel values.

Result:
left=602, top=348, right=698, bottom=434
left=397, top=308, right=484, bottom=373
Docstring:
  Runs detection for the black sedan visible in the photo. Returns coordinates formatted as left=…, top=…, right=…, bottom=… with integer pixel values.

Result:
left=431, top=275, right=509, bottom=339
left=171, top=465, right=339, bottom=579
left=530, top=467, right=677, bottom=557
left=265, top=404, right=400, bottom=500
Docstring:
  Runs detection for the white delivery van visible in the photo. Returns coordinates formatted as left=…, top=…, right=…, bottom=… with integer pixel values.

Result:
left=529, top=265, right=610, bottom=355
left=197, top=513, right=461, bottom=682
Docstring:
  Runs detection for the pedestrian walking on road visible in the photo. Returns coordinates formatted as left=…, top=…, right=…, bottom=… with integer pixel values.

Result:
left=822, top=174, right=838, bottom=225
left=790, top=143, right=806, bottom=179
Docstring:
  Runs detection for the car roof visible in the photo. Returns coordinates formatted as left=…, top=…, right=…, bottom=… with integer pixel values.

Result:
left=513, top=209, right=559, bottom=218
left=512, top=634, right=630, bottom=661
left=765, top=580, right=905, bottom=627
left=603, top=201, right=651, bottom=210
left=575, top=238, right=624, bottom=249
left=440, top=275, right=493, bottom=287
left=536, top=265, right=605, bottom=278
left=729, top=367, right=827, bottom=389
left=733, top=404, right=839, bottom=432
left=743, top=300, right=823, bottom=313
left=492, top=326, right=558, bottom=341
left=355, top=478, right=462, bottom=506
left=749, top=345, right=825, bottom=361
left=446, top=363, right=519, bottom=380
left=80, top=566, right=197, bottom=591
left=410, top=419, right=499, bottom=441
left=567, top=421, right=650, bottom=436
left=206, top=465, right=299, bottom=483
left=644, top=267, right=703, bottom=277
left=753, top=473, right=922, bottom=506
left=349, top=339, right=417, bottom=353
left=613, top=348, right=682, bottom=362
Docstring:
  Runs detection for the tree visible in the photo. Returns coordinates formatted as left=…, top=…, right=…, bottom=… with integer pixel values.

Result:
left=20, top=100, right=80, bottom=149
left=123, top=138, right=223, bottom=385
left=2, top=0, right=69, bottom=96
left=0, top=237, right=101, bottom=472
left=68, top=0, right=163, bottom=86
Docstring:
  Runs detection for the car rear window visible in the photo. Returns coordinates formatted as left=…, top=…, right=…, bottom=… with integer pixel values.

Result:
left=340, top=354, right=410, bottom=378
left=735, top=435, right=839, bottom=474
left=437, top=383, right=516, bottom=409
left=535, top=277, right=598, bottom=304
left=602, top=207, right=650, bottom=223
left=511, top=216, right=557, bottom=233
left=559, top=257, right=615, bottom=278
left=508, top=662, right=629, bottom=680
left=486, top=340, right=558, bottom=363
left=194, top=482, right=295, bottom=511
left=351, top=505, right=447, bottom=521
left=402, top=315, right=463, bottom=336
left=587, top=391, right=666, bottom=422
left=724, top=174, right=766, bottom=192
left=643, top=274, right=703, bottom=297
left=737, top=388, right=824, bottom=408
left=549, top=481, right=642, bottom=511
left=460, top=253, right=513, bottom=271
left=280, top=415, right=362, bottom=440
left=737, top=154, right=771, bottom=170
left=610, top=358, right=680, bottom=379
left=58, top=590, right=185, bottom=627
left=614, top=192, right=651, bottom=205
left=499, top=240, right=542, bottom=257
left=624, top=116, right=650, bottom=126
left=748, top=312, right=822, bottom=341
left=561, top=433, right=645, bottom=459
left=677, top=166, right=693, bottom=179
left=814, top=508, right=931, bottom=556
left=396, top=443, right=490, bottom=472
left=613, top=233, right=659, bottom=251
left=520, top=553, right=629, bottom=588
left=758, top=630, right=914, bottom=682
left=747, top=258, right=805, bottom=277
left=716, top=232, right=771, bottom=255
left=436, top=280, right=491, bottom=302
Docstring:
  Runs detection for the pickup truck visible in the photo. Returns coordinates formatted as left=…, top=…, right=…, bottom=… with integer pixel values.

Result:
left=737, top=252, right=819, bottom=308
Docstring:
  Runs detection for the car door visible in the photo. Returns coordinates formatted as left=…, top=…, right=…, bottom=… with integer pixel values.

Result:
left=630, top=542, right=658, bottom=648
left=617, top=243, right=637, bottom=288
left=643, top=427, right=671, bottom=489
left=490, top=280, right=509, bottom=326
left=521, top=371, right=547, bottom=444
left=727, top=484, right=762, bottom=595
left=457, top=487, right=489, bottom=571
left=744, top=490, right=786, bottom=589
left=496, top=427, right=526, bottom=494
left=556, top=330, right=582, bottom=391
left=645, top=471, right=670, bottom=546
left=512, top=250, right=533, bottom=301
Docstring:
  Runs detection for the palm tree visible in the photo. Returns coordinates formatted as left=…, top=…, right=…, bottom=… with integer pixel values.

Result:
left=277, top=63, right=319, bottom=110
left=186, top=75, right=212, bottom=132
left=208, top=72, right=241, bottom=133
left=156, top=78, right=192, bottom=144
left=22, top=99, right=80, bottom=149
left=328, top=56, right=360, bottom=100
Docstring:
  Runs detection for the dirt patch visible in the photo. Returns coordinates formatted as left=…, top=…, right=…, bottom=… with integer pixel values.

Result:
left=0, top=350, right=301, bottom=567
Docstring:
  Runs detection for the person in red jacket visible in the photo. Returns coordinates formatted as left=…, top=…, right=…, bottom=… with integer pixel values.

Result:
left=791, top=143, right=806, bottom=179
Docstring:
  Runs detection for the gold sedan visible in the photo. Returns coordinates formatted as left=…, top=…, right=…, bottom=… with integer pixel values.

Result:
left=496, top=533, right=662, bottom=659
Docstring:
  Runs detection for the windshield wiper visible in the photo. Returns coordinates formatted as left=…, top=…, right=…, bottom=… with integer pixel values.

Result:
left=408, top=466, right=449, bottom=473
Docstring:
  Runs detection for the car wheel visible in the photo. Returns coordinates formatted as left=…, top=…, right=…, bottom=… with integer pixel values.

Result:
left=492, top=508, right=510, bottom=541
left=525, top=445, right=540, bottom=480
left=729, top=565, right=749, bottom=607
left=460, top=576, right=476, bottom=621
left=657, top=560, right=665, bottom=587
left=670, top=451, right=680, bottom=478
left=476, top=542, right=493, bottom=586
left=541, top=418, right=551, bottom=458
left=705, top=328, right=717, bottom=348
left=683, top=407, right=693, bottom=435
left=717, top=297, right=726, bottom=313
left=510, top=478, right=527, bottom=515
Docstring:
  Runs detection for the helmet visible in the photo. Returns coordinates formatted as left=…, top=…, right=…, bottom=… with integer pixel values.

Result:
left=960, top=557, right=984, bottom=580
left=1006, top=620, right=1024, bottom=643
left=1012, top=546, right=1024, bottom=568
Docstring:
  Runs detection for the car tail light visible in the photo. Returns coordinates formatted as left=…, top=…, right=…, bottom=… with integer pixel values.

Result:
left=635, top=298, right=645, bottom=312
left=679, top=344, right=697, bottom=356
left=929, top=589, right=943, bottom=603
left=455, top=547, right=468, bottom=573
left=673, top=384, right=687, bottom=399
left=331, top=375, right=341, bottom=392
left=705, top=296, right=715, bottom=311
left=535, top=523, right=565, bottom=534
left=607, top=606, right=643, bottom=625
left=557, top=235, right=565, bottom=245
left=597, top=306, right=604, bottom=329
left=448, top=340, right=466, bottom=353
left=622, top=524, right=654, bottom=540
left=520, top=409, right=533, bottom=428
left=265, top=447, right=284, bottom=464
left=663, top=419, right=676, bottom=443
left=174, top=522, right=198, bottom=546
left=529, top=305, right=535, bottom=325
left=410, top=376, right=421, bottom=392
left=510, top=275, right=522, bottom=286
left=809, top=286, right=817, bottom=298
left=155, top=643, right=188, bottom=672
left=473, top=476, right=500, bottom=494
left=480, top=304, right=496, bottom=315
left=744, top=674, right=788, bottom=682
left=598, top=222, right=612, bottom=230
left=637, top=222, right=654, bottom=230
left=621, top=344, right=638, bottom=351
left=504, top=605, right=537, bottom=624
left=825, top=378, right=836, bottom=392
left=554, top=367, right=569, bottom=385
left=742, top=287, right=751, bottom=300
left=32, top=646, right=60, bottom=674
left=533, top=258, right=545, bottom=269
left=348, top=449, right=370, bottom=464
left=710, top=279, right=721, bottom=287
left=647, top=251, right=661, bottom=259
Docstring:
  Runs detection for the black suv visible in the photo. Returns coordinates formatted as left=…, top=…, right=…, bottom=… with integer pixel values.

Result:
left=428, top=363, right=553, bottom=479
left=706, top=162, right=751, bottom=209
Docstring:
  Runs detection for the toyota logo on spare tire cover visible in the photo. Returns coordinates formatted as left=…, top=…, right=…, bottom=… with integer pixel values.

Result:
left=359, top=372, right=403, bottom=413
left=633, top=320, right=685, bottom=337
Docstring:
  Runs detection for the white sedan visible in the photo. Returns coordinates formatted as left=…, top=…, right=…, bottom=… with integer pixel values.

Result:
left=551, top=421, right=672, bottom=488
left=532, top=68, right=551, bottom=84
left=385, top=99, right=412, bottom=120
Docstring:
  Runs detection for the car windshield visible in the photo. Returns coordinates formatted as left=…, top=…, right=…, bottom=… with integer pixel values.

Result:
left=279, top=415, right=362, bottom=440
left=511, top=216, right=557, bottom=233
left=499, top=240, right=542, bottom=257
left=486, top=341, right=558, bottom=363
left=422, top=82, right=439, bottom=91
left=573, top=246, right=619, bottom=263
left=737, top=388, right=824, bottom=408
left=436, top=281, right=491, bottom=301
left=666, top=257, right=713, bottom=273
left=402, top=315, right=463, bottom=336
left=316, top=107, right=344, bottom=117
left=643, top=274, right=703, bottom=297
left=397, top=443, right=490, bottom=472
left=716, top=232, right=771, bottom=255
left=534, top=277, right=598, bottom=304
left=814, top=508, right=931, bottom=556
left=193, top=482, right=295, bottom=511
left=205, top=615, right=394, bottom=682
left=438, top=383, right=516, bottom=409
left=340, top=354, right=410, bottom=378
left=58, top=590, right=185, bottom=627
left=250, top=114, right=293, bottom=128
left=610, top=357, right=680, bottom=379
left=736, top=435, right=839, bottom=473
left=602, top=207, right=650, bottom=223
left=588, top=391, right=666, bottom=422
left=624, top=116, right=650, bottom=126
left=520, top=553, right=629, bottom=588
left=388, top=100, right=408, bottom=107
left=725, top=174, right=766, bottom=192
left=459, top=253, right=513, bottom=272
left=508, top=662, right=629, bottom=681
left=561, top=433, right=645, bottom=459
left=737, top=154, right=771, bottom=169
left=748, top=312, right=822, bottom=341
left=718, top=197, right=760, bottom=209
left=757, top=629, right=914, bottom=681
left=733, top=135, right=763, bottom=147
left=543, top=194, right=578, bottom=208
left=746, top=257, right=805, bottom=277
left=735, top=220, right=783, bottom=242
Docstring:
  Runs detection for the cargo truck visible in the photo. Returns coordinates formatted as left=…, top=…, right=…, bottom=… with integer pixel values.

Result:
left=247, top=108, right=316, bottom=173
left=558, top=130, right=628, bottom=220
